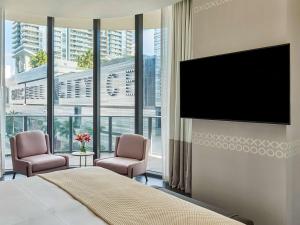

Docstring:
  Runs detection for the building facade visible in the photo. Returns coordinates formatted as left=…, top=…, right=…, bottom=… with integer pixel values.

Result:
left=7, top=57, right=157, bottom=115
left=12, top=22, right=135, bottom=73
left=12, top=22, right=45, bottom=73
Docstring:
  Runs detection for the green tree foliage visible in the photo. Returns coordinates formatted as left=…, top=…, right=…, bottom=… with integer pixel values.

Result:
left=53, top=117, right=107, bottom=151
left=30, top=50, right=47, bottom=68
left=77, top=49, right=93, bottom=69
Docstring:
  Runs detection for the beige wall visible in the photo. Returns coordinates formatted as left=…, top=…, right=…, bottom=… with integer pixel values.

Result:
left=0, top=8, right=5, bottom=177
left=192, top=120, right=288, bottom=225
left=287, top=0, right=300, bottom=224
left=191, top=0, right=300, bottom=224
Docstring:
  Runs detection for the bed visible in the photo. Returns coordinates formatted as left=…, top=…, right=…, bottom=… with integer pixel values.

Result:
left=0, top=167, right=244, bottom=225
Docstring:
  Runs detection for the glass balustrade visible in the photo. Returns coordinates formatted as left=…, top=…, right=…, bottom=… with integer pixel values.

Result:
left=4, top=115, right=162, bottom=173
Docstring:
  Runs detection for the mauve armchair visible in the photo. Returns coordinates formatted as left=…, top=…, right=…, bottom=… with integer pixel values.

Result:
left=94, top=134, right=150, bottom=181
left=10, top=131, right=69, bottom=178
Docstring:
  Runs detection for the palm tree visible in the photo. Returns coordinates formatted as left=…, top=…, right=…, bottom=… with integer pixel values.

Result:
left=77, top=49, right=93, bottom=69
left=30, top=50, right=47, bottom=68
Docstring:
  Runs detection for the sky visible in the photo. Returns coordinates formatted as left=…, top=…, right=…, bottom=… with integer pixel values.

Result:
left=5, top=21, right=13, bottom=77
left=143, top=29, right=155, bottom=56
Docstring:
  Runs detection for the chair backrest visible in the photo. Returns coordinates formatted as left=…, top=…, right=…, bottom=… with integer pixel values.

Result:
left=115, top=134, right=149, bottom=160
left=13, top=131, right=49, bottom=158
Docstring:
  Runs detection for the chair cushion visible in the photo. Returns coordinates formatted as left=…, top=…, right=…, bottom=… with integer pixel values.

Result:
left=95, top=157, right=140, bottom=175
left=22, top=154, right=66, bottom=172
left=116, top=134, right=145, bottom=160
left=16, top=131, right=48, bottom=158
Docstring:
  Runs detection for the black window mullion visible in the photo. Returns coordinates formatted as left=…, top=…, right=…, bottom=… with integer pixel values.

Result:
left=135, top=14, right=143, bottom=135
left=93, top=19, right=101, bottom=160
left=47, top=16, right=54, bottom=153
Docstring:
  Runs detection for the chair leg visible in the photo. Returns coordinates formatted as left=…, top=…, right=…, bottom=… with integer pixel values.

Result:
left=131, top=168, right=134, bottom=179
left=144, top=173, right=148, bottom=182
left=12, top=172, right=16, bottom=180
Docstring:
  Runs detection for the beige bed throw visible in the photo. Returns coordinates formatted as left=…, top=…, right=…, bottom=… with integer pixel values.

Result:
left=39, top=167, right=242, bottom=225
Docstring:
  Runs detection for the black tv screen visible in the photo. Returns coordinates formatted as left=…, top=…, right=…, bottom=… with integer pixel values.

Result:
left=180, top=44, right=290, bottom=124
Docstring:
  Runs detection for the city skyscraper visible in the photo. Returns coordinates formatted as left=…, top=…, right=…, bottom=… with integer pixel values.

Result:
left=12, top=22, right=135, bottom=73
left=55, top=28, right=93, bottom=62
left=12, top=22, right=45, bottom=73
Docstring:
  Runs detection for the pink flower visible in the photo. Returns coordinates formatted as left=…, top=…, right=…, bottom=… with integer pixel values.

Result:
left=75, top=133, right=91, bottom=143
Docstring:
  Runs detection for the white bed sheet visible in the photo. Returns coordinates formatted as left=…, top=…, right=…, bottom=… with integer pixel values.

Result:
left=0, top=176, right=107, bottom=225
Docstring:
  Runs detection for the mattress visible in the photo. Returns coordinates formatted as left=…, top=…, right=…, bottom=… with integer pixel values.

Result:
left=0, top=168, right=243, bottom=225
left=39, top=167, right=243, bottom=225
left=0, top=176, right=107, bottom=225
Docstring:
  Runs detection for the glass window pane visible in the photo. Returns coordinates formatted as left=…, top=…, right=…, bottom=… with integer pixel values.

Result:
left=53, top=20, right=93, bottom=167
left=100, top=18, right=135, bottom=158
left=143, top=10, right=162, bottom=173
left=5, top=19, right=47, bottom=170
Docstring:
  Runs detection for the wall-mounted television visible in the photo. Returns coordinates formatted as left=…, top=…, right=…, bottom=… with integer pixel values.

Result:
left=180, top=44, right=290, bottom=125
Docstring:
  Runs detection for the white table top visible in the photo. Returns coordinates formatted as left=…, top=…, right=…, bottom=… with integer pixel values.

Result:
left=72, top=152, right=95, bottom=156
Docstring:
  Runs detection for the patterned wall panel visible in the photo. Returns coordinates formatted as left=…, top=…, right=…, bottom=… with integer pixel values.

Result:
left=192, top=132, right=300, bottom=159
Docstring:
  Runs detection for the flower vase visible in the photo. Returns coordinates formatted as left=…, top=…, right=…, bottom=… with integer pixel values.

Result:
left=80, top=142, right=86, bottom=153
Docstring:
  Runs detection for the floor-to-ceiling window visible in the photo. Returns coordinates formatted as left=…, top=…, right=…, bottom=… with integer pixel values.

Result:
left=143, top=10, right=162, bottom=173
left=53, top=20, right=93, bottom=166
left=99, top=17, right=135, bottom=157
left=4, top=19, right=47, bottom=170
left=3, top=14, right=163, bottom=174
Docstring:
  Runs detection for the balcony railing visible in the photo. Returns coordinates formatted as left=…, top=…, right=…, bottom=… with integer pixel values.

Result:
left=5, top=115, right=162, bottom=158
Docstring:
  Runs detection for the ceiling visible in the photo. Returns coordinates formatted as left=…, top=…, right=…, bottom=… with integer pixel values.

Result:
left=0, top=0, right=179, bottom=19
left=0, top=0, right=179, bottom=29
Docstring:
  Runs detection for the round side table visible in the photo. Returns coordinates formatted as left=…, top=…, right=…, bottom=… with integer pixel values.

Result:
left=72, top=152, right=95, bottom=167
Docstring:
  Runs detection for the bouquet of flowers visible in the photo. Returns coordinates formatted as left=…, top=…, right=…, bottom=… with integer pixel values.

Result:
left=75, top=133, right=91, bottom=153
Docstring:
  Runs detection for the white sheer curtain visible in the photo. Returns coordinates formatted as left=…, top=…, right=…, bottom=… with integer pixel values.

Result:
left=161, top=5, right=173, bottom=181
left=0, top=8, right=5, bottom=177
left=161, top=0, right=193, bottom=193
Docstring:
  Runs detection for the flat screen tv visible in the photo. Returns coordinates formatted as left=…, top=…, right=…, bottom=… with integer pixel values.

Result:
left=180, top=44, right=290, bottom=124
